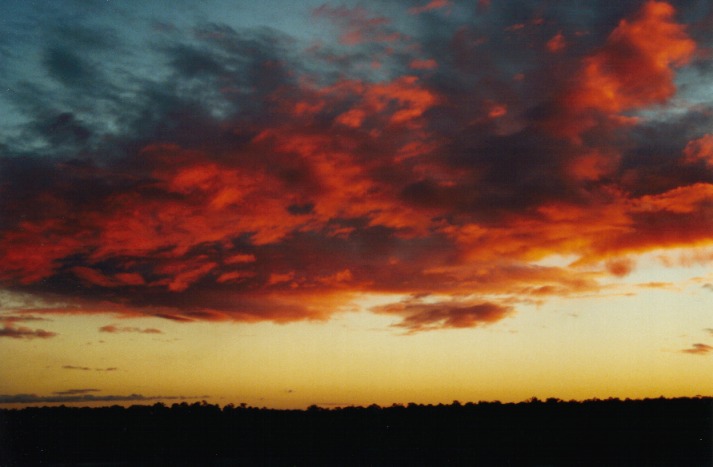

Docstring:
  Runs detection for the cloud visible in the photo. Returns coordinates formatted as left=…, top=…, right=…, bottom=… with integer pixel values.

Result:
left=0, top=1, right=711, bottom=333
left=62, top=365, right=118, bottom=371
left=546, top=32, right=566, bottom=53
left=0, top=315, right=48, bottom=323
left=373, top=297, right=513, bottom=332
left=53, top=388, right=101, bottom=395
left=606, top=258, right=635, bottom=277
left=0, top=324, right=57, bottom=339
left=62, top=365, right=91, bottom=371
left=542, top=1, right=696, bottom=140
left=683, top=134, right=713, bottom=167
left=681, top=343, right=713, bottom=355
left=313, top=5, right=399, bottom=46
left=99, top=325, right=163, bottom=334
left=409, top=0, right=452, bottom=15
left=0, top=392, right=207, bottom=404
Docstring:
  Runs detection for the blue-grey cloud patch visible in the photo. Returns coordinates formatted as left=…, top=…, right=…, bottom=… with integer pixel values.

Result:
left=43, top=47, right=96, bottom=88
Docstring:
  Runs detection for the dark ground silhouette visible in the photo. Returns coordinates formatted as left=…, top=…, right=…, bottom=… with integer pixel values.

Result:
left=1, top=397, right=711, bottom=466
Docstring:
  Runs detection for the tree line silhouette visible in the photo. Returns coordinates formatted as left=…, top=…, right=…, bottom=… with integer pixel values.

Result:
left=1, top=397, right=711, bottom=466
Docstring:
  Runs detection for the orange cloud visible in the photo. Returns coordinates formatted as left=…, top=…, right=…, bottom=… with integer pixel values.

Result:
left=547, top=1, right=696, bottom=140
left=0, top=1, right=709, bottom=336
left=546, top=32, right=566, bottom=53
left=487, top=103, right=507, bottom=119
left=683, top=134, right=713, bottom=167
left=409, top=0, right=451, bottom=15
left=606, top=258, right=635, bottom=277
left=681, top=343, right=713, bottom=355
left=313, top=5, right=398, bottom=46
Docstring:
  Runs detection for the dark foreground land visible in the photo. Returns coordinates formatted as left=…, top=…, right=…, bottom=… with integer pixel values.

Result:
left=1, top=397, right=711, bottom=466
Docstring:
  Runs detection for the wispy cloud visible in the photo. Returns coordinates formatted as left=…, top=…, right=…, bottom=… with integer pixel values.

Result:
left=53, top=388, right=101, bottom=395
left=99, top=325, right=162, bottom=334
left=0, top=325, right=56, bottom=339
left=62, top=365, right=118, bottom=372
left=409, top=0, right=452, bottom=15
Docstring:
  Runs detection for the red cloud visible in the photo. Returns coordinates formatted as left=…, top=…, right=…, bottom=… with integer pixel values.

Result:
left=0, top=1, right=709, bottom=335
left=683, top=134, right=713, bottom=167
left=546, top=1, right=696, bottom=140
left=546, top=32, right=566, bottom=53
left=681, top=343, right=713, bottom=355
left=409, top=0, right=451, bottom=15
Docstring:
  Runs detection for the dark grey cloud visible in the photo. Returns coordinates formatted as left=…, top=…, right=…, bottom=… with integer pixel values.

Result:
left=99, top=325, right=162, bottom=334
left=43, top=47, right=95, bottom=87
left=53, top=388, right=101, bottom=395
left=0, top=325, right=57, bottom=339
left=62, top=365, right=118, bottom=372
left=0, top=392, right=207, bottom=404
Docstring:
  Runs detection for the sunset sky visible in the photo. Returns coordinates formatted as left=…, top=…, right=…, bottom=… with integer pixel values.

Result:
left=1, top=0, right=712, bottom=409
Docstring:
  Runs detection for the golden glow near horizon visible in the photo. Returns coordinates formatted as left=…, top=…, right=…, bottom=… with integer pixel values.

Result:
left=2, top=251, right=712, bottom=408
left=1, top=1, right=713, bottom=409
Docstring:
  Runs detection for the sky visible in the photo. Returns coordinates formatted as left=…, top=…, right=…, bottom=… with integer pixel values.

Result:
left=0, top=0, right=712, bottom=409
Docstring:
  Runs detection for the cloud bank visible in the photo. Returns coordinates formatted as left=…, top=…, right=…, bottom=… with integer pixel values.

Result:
left=0, top=1, right=711, bottom=332
left=0, top=392, right=207, bottom=404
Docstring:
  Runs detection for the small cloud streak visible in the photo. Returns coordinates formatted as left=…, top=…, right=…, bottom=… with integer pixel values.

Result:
left=409, top=0, right=451, bottom=15
left=313, top=5, right=397, bottom=46
left=606, top=258, right=635, bottom=277
left=0, top=392, right=207, bottom=404
left=62, top=365, right=91, bottom=371
left=0, top=324, right=57, bottom=339
left=62, top=365, right=118, bottom=371
left=683, top=134, right=713, bottom=167
left=53, top=388, right=101, bottom=395
left=373, top=298, right=512, bottom=332
left=99, top=325, right=163, bottom=334
left=681, top=343, right=713, bottom=355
